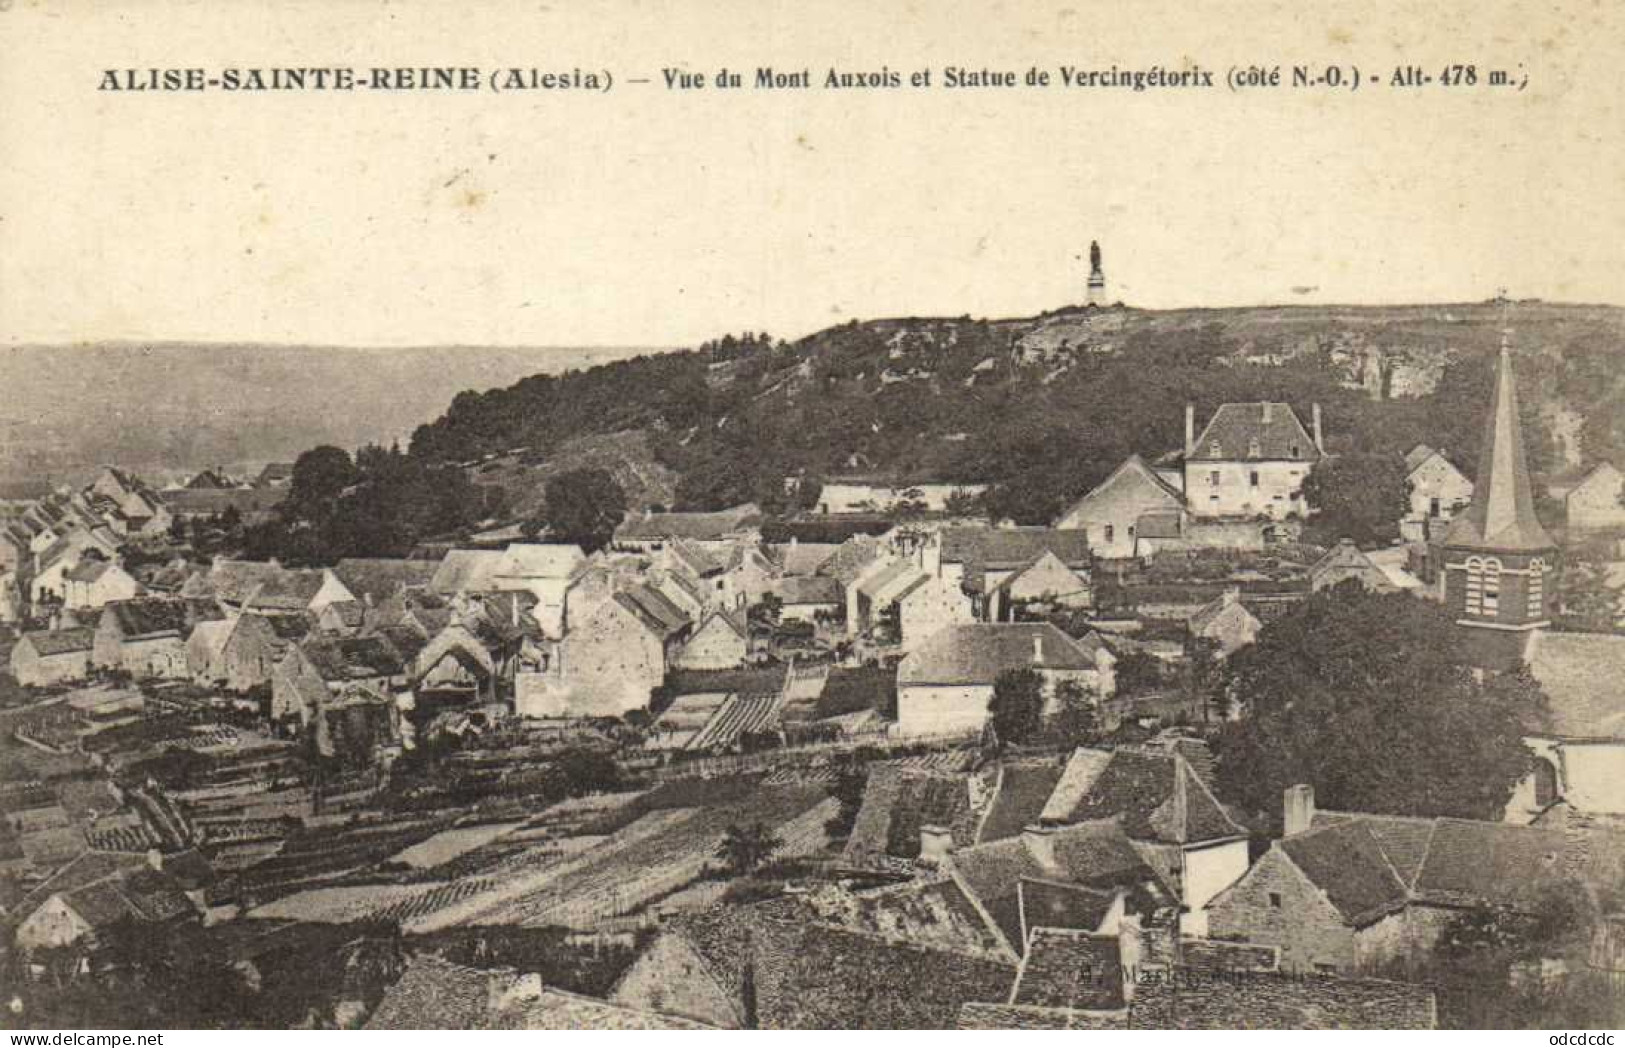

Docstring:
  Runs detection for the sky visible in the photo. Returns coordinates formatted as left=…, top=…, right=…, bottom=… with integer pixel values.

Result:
left=2, top=0, right=1622, bottom=350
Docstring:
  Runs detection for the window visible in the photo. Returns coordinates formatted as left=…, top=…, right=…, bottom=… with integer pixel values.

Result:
left=1210, top=441, right=1222, bottom=457
left=1268, top=892, right=1282, bottom=909
left=1482, top=558, right=1501, bottom=613
left=1247, top=438, right=1261, bottom=458
left=1249, top=470, right=1260, bottom=488
left=1429, top=497, right=1441, bottom=517
left=1533, top=757, right=1560, bottom=809
left=1104, top=524, right=1115, bottom=544
left=1209, top=471, right=1221, bottom=487
left=1528, top=558, right=1546, bottom=617
left=1290, top=443, right=1301, bottom=457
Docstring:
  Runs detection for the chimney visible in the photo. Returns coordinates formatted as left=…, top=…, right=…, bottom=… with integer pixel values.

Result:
left=1262, top=402, right=1274, bottom=424
left=1032, top=633, right=1045, bottom=665
left=919, top=824, right=953, bottom=866
left=1184, top=405, right=1196, bottom=458
left=1023, top=824, right=1057, bottom=873
left=1283, top=783, right=1316, bottom=837
left=1312, top=403, right=1324, bottom=453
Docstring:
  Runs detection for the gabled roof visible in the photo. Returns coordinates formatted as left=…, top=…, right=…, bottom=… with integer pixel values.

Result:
left=795, top=879, right=1009, bottom=959
left=771, top=574, right=843, bottom=605
left=1039, top=746, right=1246, bottom=846
left=63, top=559, right=119, bottom=585
left=1056, top=454, right=1185, bottom=525
left=769, top=541, right=842, bottom=577
left=243, top=569, right=343, bottom=612
left=1011, top=928, right=1124, bottom=1010
left=1404, top=444, right=1438, bottom=473
left=613, top=503, right=763, bottom=543
left=899, top=624, right=1104, bottom=687
left=1188, top=588, right=1262, bottom=636
left=818, top=535, right=887, bottom=586
left=331, top=557, right=440, bottom=603
left=20, top=627, right=95, bottom=656
left=428, top=550, right=506, bottom=595
left=103, top=597, right=223, bottom=640
left=1186, top=402, right=1320, bottom=463
left=843, top=764, right=983, bottom=869
left=939, top=527, right=1095, bottom=571
left=494, top=543, right=586, bottom=580
left=667, top=538, right=723, bottom=577
left=1441, top=345, right=1556, bottom=553
left=1308, top=539, right=1389, bottom=586
left=194, top=559, right=287, bottom=604
left=1278, top=820, right=1410, bottom=926
left=364, top=954, right=505, bottom=1030
left=976, top=759, right=1066, bottom=845
left=298, top=634, right=405, bottom=681
left=614, top=584, right=693, bottom=639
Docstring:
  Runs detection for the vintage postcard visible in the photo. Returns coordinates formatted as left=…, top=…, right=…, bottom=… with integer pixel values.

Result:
left=1, top=0, right=1623, bottom=1033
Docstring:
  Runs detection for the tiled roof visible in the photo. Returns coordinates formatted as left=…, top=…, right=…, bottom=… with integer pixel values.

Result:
left=1310, top=810, right=1437, bottom=885
left=769, top=541, right=841, bottom=577
left=752, top=919, right=1019, bottom=1030
left=818, top=536, right=887, bottom=586
left=364, top=954, right=501, bottom=1030
left=428, top=550, right=506, bottom=595
left=772, top=574, right=843, bottom=605
left=1527, top=630, right=1625, bottom=739
left=976, top=759, right=1066, bottom=844
left=331, top=557, right=440, bottom=602
left=243, top=570, right=338, bottom=612
left=614, top=584, right=693, bottom=639
left=1017, top=879, right=1121, bottom=942
left=21, top=627, right=95, bottom=656
left=842, top=765, right=979, bottom=868
left=1279, top=821, right=1410, bottom=926
left=63, top=559, right=115, bottom=585
left=940, top=527, right=1095, bottom=570
left=1405, top=444, right=1438, bottom=473
left=1011, top=927, right=1124, bottom=1010
left=667, top=538, right=723, bottom=577
left=494, top=988, right=713, bottom=1029
left=104, top=597, right=222, bottom=640
left=796, top=879, right=1008, bottom=959
left=495, top=543, right=586, bottom=580
left=1038, top=746, right=1246, bottom=846
left=1409, top=818, right=1573, bottom=911
left=1186, top=402, right=1320, bottom=463
left=613, top=503, right=762, bottom=543
left=899, top=624, right=1102, bottom=686
left=299, top=634, right=405, bottom=681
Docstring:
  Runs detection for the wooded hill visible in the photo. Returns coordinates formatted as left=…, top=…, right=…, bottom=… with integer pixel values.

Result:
left=408, top=301, right=1625, bottom=526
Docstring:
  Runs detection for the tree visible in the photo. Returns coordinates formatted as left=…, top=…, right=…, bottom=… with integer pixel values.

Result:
left=989, top=667, right=1045, bottom=746
left=1301, top=451, right=1409, bottom=545
left=1213, top=584, right=1548, bottom=825
left=529, top=468, right=627, bottom=553
left=1046, top=679, right=1100, bottom=746
left=1557, top=557, right=1623, bottom=633
left=285, top=446, right=357, bottom=522
left=750, top=593, right=783, bottom=629
left=1113, top=648, right=1163, bottom=698
left=715, top=821, right=781, bottom=877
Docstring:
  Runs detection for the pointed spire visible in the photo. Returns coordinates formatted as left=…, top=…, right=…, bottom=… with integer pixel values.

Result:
left=1442, top=335, right=1555, bottom=552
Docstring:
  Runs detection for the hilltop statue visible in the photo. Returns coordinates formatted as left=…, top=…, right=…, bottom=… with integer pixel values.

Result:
left=1086, top=240, right=1106, bottom=306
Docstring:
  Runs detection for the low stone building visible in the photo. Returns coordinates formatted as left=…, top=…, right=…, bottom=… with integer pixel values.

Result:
left=10, top=628, right=95, bottom=687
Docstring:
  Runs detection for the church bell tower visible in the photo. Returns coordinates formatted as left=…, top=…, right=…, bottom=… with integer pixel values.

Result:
left=1438, top=336, right=1558, bottom=672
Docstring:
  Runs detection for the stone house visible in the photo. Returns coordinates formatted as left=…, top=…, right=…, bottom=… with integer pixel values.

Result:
left=611, top=503, right=763, bottom=554
left=1564, top=462, right=1625, bottom=532
left=1186, top=588, right=1262, bottom=657
left=184, top=618, right=235, bottom=686
left=540, top=585, right=691, bottom=717
left=769, top=574, right=842, bottom=623
left=1040, top=744, right=1250, bottom=935
left=217, top=612, right=312, bottom=692
left=328, top=556, right=440, bottom=606
left=241, top=568, right=355, bottom=616
left=1308, top=539, right=1394, bottom=593
left=672, top=609, right=749, bottom=671
left=412, top=622, right=497, bottom=701
left=1182, top=402, right=1323, bottom=520
left=490, top=542, right=587, bottom=637
left=1054, top=455, right=1187, bottom=559
left=270, top=634, right=407, bottom=725
left=10, top=628, right=95, bottom=686
left=1400, top=444, right=1473, bottom=543
left=62, top=559, right=142, bottom=610
left=936, top=527, right=1094, bottom=612
left=1204, top=785, right=1620, bottom=974
left=94, top=598, right=224, bottom=679
left=895, top=623, right=1114, bottom=738
left=1508, top=630, right=1625, bottom=821
left=988, top=550, right=1093, bottom=620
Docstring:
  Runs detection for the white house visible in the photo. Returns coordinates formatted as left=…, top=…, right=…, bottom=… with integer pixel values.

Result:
left=1564, top=462, right=1625, bottom=532
left=1400, top=445, right=1474, bottom=543
left=895, top=623, right=1114, bottom=738
left=1054, top=455, right=1186, bottom=558
left=1182, top=402, right=1323, bottom=520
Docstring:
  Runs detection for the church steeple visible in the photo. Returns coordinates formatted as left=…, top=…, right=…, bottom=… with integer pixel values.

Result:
left=1441, top=337, right=1554, bottom=552
left=1438, top=334, right=1558, bottom=672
